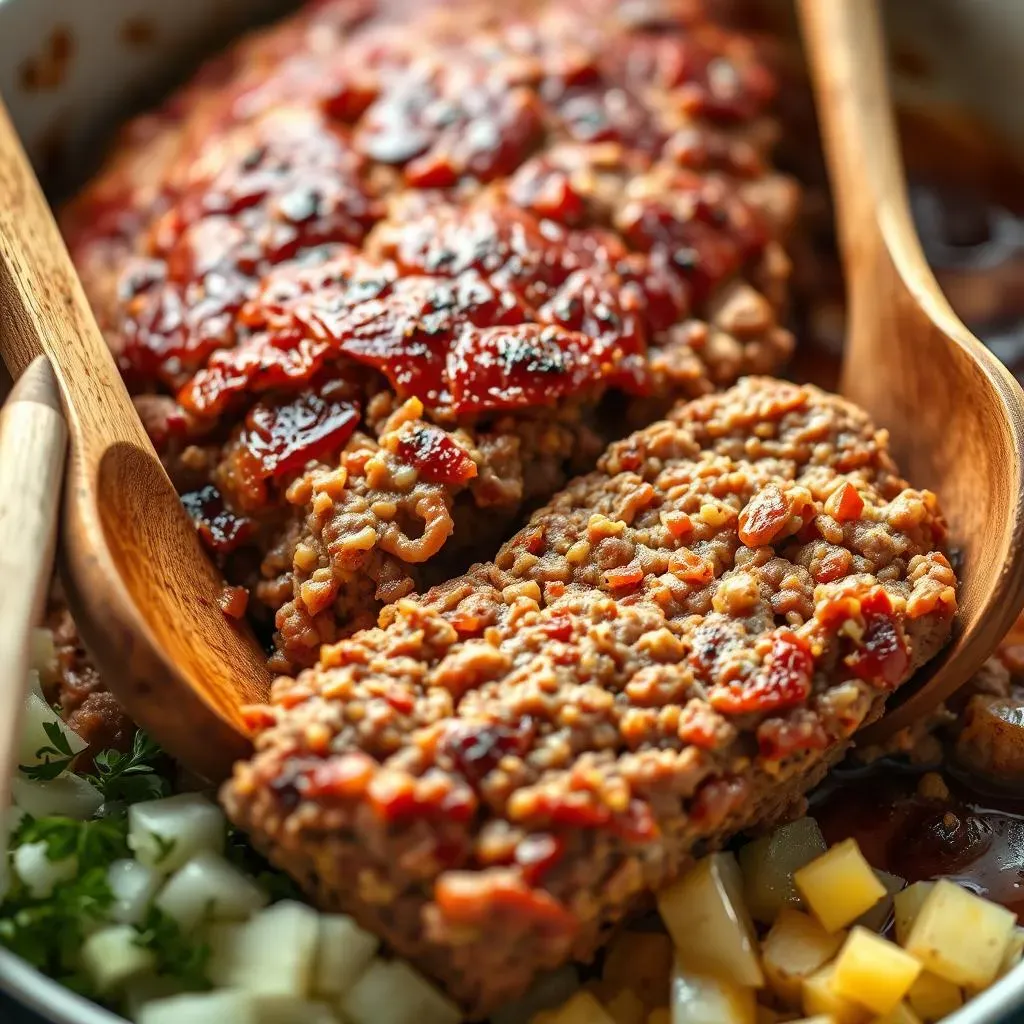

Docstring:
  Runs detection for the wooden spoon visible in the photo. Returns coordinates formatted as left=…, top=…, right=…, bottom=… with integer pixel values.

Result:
left=798, top=0, right=1024, bottom=742
left=0, top=97, right=271, bottom=782
left=0, top=357, right=66, bottom=808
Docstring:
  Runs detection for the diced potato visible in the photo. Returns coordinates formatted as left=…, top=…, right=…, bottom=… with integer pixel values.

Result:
left=793, top=840, right=886, bottom=934
left=605, top=988, right=646, bottom=1024
left=208, top=901, right=320, bottom=996
left=762, top=908, right=845, bottom=1007
left=670, top=963, right=756, bottom=1024
left=647, top=1011, right=670, bottom=1024
left=129, top=794, right=225, bottom=872
left=905, top=972, right=963, bottom=1022
left=18, top=691, right=87, bottom=768
left=893, top=883, right=934, bottom=947
left=831, top=928, right=921, bottom=1014
left=11, top=772, right=103, bottom=820
left=139, top=991, right=259, bottom=1024
left=801, top=964, right=869, bottom=1024
left=12, top=841, right=76, bottom=898
left=492, top=967, right=580, bottom=1024
left=903, top=880, right=1015, bottom=988
left=658, top=853, right=764, bottom=987
left=999, top=927, right=1024, bottom=977
left=312, top=913, right=379, bottom=997
left=155, top=851, right=267, bottom=931
left=854, top=870, right=905, bottom=933
left=80, top=924, right=157, bottom=993
left=341, top=959, right=461, bottom=1024
left=603, top=931, right=675, bottom=1005
left=107, top=858, right=161, bottom=925
left=739, top=818, right=828, bottom=924
left=871, top=1003, right=923, bottom=1024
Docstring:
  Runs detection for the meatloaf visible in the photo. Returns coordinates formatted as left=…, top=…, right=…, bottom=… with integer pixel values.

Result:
left=63, top=0, right=800, bottom=671
left=223, top=377, right=958, bottom=1015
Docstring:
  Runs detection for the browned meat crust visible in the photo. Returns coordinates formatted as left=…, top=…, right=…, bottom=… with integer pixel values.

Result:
left=63, top=0, right=800, bottom=671
left=223, top=377, right=957, bottom=1014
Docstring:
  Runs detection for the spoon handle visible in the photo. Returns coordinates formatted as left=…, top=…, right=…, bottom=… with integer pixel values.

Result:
left=0, top=356, right=68, bottom=809
left=0, top=95, right=149, bottom=457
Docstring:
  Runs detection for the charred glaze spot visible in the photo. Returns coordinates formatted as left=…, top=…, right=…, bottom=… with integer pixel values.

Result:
left=181, top=484, right=256, bottom=555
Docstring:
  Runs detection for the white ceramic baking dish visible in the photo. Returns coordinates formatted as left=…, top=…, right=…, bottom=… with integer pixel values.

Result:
left=1, top=2, right=1023, bottom=1022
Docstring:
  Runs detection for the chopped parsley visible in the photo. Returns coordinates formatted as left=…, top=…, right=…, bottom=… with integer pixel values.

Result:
left=1, top=731, right=207, bottom=1008
left=18, top=720, right=77, bottom=781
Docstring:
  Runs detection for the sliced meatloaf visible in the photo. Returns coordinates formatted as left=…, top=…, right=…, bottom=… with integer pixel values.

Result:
left=64, top=0, right=800, bottom=670
left=223, top=377, right=958, bottom=1015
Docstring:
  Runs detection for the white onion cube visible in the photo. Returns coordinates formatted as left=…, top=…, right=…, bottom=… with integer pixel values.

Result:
left=139, top=991, right=259, bottom=1024
left=81, top=924, right=156, bottom=993
left=155, top=851, right=268, bottom=931
left=129, top=793, right=225, bottom=872
left=18, top=692, right=88, bottom=768
left=208, top=901, right=320, bottom=996
left=13, top=841, right=77, bottom=898
left=11, top=772, right=103, bottom=821
left=340, top=960, right=460, bottom=1024
left=107, top=858, right=162, bottom=925
left=253, top=995, right=340, bottom=1023
left=30, top=628, right=60, bottom=686
left=313, top=914, right=379, bottom=996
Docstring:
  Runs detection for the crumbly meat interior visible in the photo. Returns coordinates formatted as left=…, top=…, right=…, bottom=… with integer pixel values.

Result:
left=223, top=377, right=957, bottom=1015
left=63, top=0, right=799, bottom=671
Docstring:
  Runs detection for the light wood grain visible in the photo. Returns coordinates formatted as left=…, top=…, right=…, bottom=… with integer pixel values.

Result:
left=0, top=95, right=271, bottom=782
left=798, top=0, right=1024, bottom=741
left=0, top=357, right=66, bottom=808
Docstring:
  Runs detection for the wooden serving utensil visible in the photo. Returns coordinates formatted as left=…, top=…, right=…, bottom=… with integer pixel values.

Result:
left=0, top=357, right=67, bottom=809
left=0, top=96, right=271, bottom=782
left=798, top=0, right=1024, bottom=742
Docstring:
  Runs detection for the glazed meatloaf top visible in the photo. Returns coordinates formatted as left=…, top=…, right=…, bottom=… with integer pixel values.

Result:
left=223, top=377, right=958, bottom=1014
left=63, top=0, right=799, bottom=671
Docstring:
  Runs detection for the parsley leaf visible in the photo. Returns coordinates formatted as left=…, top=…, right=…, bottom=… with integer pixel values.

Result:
left=18, top=721, right=76, bottom=781
left=84, top=731, right=170, bottom=806
left=134, top=906, right=211, bottom=993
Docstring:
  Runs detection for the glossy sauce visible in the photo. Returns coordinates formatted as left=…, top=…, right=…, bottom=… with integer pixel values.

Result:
left=814, top=763, right=1024, bottom=919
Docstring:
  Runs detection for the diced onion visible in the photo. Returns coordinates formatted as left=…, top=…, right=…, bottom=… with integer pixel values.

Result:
left=80, top=924, right=156, bottom=993
left=738, top=817, right=827, bottom=925
left=155, top=851, right=267, bottom=932
left=252, top=995, right=340, bottom=1023
left=30, top=628, right=60, bottom=686
left=207, top=901, right=320, bottom=996
left=11, top=772, right=103, bottom=820
left=340, top=959, right=461, bottom=1024
left=128, top=794, right=225, bottom=873
left=12, top=841, right=77, bottom=898
left=671, top=963, right=756, bottom=1024
left=138, top=991, right=260, bottom=1024
left=107, top=859, right=162, bottom=925
left=18, top=692, right=87, bottom=768
left=312, top=913, right=379, bottom=997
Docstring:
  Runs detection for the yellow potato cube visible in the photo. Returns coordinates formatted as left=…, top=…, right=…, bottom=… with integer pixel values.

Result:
left=763, top=908, right=846, bottom=1007
left=871, top=1003, right=922, bottom=1024
left=905, top=972, right=963, bottom=1022
left=739, top=818, right=828, bottom=924
left=671, top=964, right=757, bottom=1024
left=647, top=1011, right=670, bottom=1024
left=903, top=880, right=1015, bottom=988
left=603, top=931, right=675, bottom=1007
left=893, top=883, right=934, bottom=947
left=831, top=928, right=921, bottom=1014
left=658, top=853, right=764, bottom=987
left=802, top=965, right=870, bottom=1024
left=605, top=988, right=646, bottom=1024
left=531, top=991, right=615, bottom=1024
left=794, top=840, right=887, bottom=934
left=1000, top=927, right=1024, bottom=977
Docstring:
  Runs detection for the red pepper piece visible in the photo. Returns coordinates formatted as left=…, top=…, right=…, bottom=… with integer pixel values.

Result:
left=845, top=589, right=909, bottom=689
left=396, top=425, right=478, bottom=485
left=709, top=631, right=814, bottom=715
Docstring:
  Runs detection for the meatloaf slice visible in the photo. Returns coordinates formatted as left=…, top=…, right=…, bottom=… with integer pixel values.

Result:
left=63, top=0, right=801, bottom=671
left=223, top=377, right=957, bottom=1015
